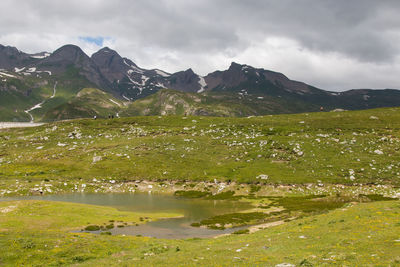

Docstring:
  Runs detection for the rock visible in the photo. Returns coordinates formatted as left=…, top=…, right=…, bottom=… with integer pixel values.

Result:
left=256, top=174, right=269, bottom=180
left=92, top=156, right=102, bottom=163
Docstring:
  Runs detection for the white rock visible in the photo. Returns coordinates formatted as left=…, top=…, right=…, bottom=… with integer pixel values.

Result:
left=256, top=174, right=269, bottom=180
left=92, top=156, right=102, bottom=163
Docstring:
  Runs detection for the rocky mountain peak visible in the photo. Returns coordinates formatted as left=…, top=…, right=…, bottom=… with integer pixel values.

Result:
left=0, top=44, right=33, bottom=69
left=92, top=47, right=123, bottom=69
left=228, top=61, right=243, bottom=70
left=0, top=45, right=22, bottom=56
left=46, top=44, right=88, bottom=63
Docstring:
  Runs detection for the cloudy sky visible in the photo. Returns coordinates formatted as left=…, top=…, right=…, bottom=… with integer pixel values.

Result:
left=1, top=0, right=400, bottom=91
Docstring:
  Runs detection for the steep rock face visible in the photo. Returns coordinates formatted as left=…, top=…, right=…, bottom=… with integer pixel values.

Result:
left=91, top=47, right=129, bottom=83
left=204, top=62, right=314, bottom=94
left=0, top=45, right=37, bottom=70
left=38, top=44, right=109, bottom=89
left=92, top=47, right=173, bottom=100
left=167, top=69, right=203, bottom=93
left=38, top=45, right=96, bottom=73
left=205, top=62, right=248, bottom=90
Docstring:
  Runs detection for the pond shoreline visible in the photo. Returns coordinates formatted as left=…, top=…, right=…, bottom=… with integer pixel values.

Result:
left=1, top=179, right=399, bottom=199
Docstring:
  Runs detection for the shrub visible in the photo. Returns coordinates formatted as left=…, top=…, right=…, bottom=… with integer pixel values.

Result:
left=84, top=225, right=100, bottom=231
left=232, top=229, right=249, bottom=235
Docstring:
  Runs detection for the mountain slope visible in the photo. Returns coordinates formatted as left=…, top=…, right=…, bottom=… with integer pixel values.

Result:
left=1, top=43, right=400, bottom=122
left=121, top=89, right=328, bottom=117
left=41, top=88, right=124, bottom=121
left=120, top=89, right=253, bottom=117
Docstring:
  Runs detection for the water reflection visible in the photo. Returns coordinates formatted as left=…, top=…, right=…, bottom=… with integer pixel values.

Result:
left=3, top=193, right=251, bottom=239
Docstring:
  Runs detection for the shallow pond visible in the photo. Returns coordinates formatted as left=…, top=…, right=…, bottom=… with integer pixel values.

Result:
left=3, top=193, right=252, bottom=239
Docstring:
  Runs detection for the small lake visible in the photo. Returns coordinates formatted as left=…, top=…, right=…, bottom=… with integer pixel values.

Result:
left=3, top=193, right=252, bottom=239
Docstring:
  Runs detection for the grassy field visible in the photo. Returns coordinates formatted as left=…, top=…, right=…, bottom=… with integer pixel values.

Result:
left=1, top=107, right=400, bottom=266
left=1, top=107, right=400, bottom=196
left=0, top=199, right=399, bottom=266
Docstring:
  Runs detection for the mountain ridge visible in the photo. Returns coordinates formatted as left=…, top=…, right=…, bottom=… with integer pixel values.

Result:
left=1, top=43, right=400, bottom=122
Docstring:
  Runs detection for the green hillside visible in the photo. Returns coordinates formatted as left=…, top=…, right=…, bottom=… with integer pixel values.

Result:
left=1, top=107, right=400, bottom=191
left=1, top=108, right=400, bottom=266
left=41, top=88, right=124, bottom=121
left=121, top=89, right=321, bottom=117
left=0, top=67, right=96, bottom=122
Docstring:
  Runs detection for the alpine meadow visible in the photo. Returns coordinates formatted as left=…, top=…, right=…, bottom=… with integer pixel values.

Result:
left=1, top=1, right=400, bottom=267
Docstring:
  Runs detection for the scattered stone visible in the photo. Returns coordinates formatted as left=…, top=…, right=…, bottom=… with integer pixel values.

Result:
left=92, top=156, right=102, bottom=163
left=256, top=174, right=269, bottom=180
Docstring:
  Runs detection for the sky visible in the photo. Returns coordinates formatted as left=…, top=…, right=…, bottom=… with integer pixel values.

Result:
left=1, top=0, right=400, bottom=91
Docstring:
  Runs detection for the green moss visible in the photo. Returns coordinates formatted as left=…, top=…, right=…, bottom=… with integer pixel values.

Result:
left=105, top=224, right=114, bottom=229
left=100, top=231, right=112, bottom=235
left=232, top=229, right=249, bottom=234
left=84, top=225, right=100, bottom=231
left=174, top=190, right=210, bottom=198
left=206, top=191, right=237, bottom=200
left=200, top=212, right=267, bottom=228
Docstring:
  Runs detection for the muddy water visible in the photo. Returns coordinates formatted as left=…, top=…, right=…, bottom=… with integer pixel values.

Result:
left=5, top=193, right=252, bottom=239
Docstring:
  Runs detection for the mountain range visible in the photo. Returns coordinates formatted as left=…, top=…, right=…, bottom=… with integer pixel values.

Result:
left=1, top=43, right=400, bottom=122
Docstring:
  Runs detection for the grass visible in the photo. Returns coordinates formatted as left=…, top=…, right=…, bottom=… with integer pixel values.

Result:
left=1, top=107, right=400, bottom=265
left=0, top=199, right=399, bottom=266
left=174, top=190, right=210, bottom=198
left=188, top=194, right=397, bottom=230
left=0, top=200, right=181, bottom=232
left=1, top=107, right=400, bottom=198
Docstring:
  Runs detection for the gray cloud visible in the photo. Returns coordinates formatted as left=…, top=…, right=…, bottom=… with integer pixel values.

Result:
left=1, top=0, right=400, bottom=90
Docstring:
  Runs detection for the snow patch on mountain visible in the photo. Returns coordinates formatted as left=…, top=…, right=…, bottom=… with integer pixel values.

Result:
left=126, top=74, right=143, bottom=87
left=124, top=60, right=144, bottom=74
left=109, top=99, right=121, bottom=106
left=30, top=52, right=51, bottom=59
left=24, top=82, right=57, bottom=122
left=197, top=76, right=207, bottom=93
left=141, top=75, right=149, bottom=86
left=154, top=69, right=170, bottom=77
left=155, top=82, right=167, bottom=88
left=0, top=72, right=17, bottom=78
left=122, top=94, right=131, bottom=101
left=14, top=67, right=25, bottom=73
